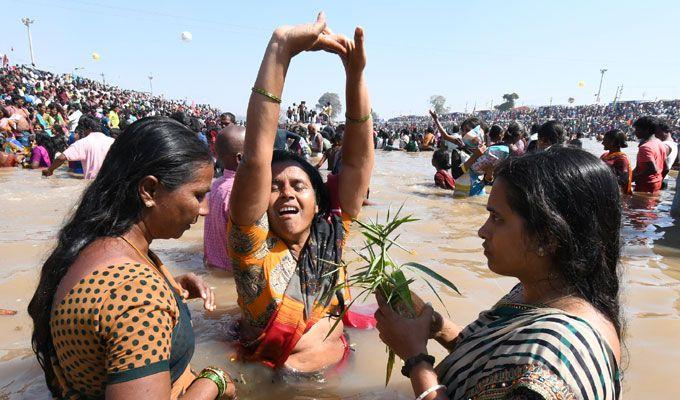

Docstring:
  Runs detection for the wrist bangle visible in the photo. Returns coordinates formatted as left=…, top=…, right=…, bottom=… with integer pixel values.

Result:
left=345, top=109, right=372, bottom=124
left=401, top=353, right=435, bottom=378
left=197, top=369, right=225, bottom=397
left=251, top=87, right=282, bottom=104
left=415, top=384, right=446, bottom=400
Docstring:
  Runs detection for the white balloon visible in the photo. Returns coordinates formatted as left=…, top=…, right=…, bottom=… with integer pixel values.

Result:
left=180, top=31, right=192, bottom=42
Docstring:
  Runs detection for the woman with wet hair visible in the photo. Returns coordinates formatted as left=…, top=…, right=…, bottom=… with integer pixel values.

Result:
left=376, top=146, right=622, bottom=399
left=29, top=117, right=236, bottom=399
left=227, top=13, right=373, bottom=374
left=601, top=129, right=632, bottom=194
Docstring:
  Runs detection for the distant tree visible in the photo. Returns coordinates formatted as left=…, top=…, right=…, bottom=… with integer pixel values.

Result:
left=429, top=95, right=450, bottom=115
left=371, top=110, right=380, bottom=122
left=316, top=92, right=342, bottom=119
left=494, top=92, right=519, bottom=112
left=568, top=97, right=575, bottom=104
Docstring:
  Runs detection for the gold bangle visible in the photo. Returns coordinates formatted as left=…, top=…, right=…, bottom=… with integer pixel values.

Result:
left=345, top=109, right=372, bottom=124
left=251, top=87, right=282, bottom=104
left=197, top=369, right=225, bottom=397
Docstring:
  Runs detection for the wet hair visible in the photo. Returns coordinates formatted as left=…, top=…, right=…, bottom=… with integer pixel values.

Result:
left=632, top=116, right=659, bottom=138
left=77, top=115, right=101, bottom=133
left=537, top=120, right=565, bottom=146
left=506, top=121, right=524, bottom=139
left=432, top=148, right=451, bottom=170
left=530, top=123, right=541, bottom=134
left=460, top=117, right=482, bottom=133
left=28, top=117, right=211, bottom=397
left=34, top=132, right=59, bottom=161
left=272, top=150, right=330, bottom=216
left=170, top=111, right=192, bottom=128
left=603, top=129, right=628, bottom=149
left=449, top=123, right=460, bottom=134
left=489, top=124, right=503, bottom=142
left=494, top=146, right=623, bottom=337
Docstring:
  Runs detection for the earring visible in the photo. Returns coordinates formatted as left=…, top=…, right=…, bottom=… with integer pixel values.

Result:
left=537, top=247, right=546, bottom=257
left=145, top=202, right=153, bottom=207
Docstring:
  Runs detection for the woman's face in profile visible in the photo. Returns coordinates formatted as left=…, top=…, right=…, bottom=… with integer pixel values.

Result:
left=477, top=178, right=540, bottom=278
left=145, top=163, right=213, bottom=239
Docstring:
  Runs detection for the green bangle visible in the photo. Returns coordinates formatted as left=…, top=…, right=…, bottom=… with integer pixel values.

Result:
left=198, top=369, right=225, bottom=397
left=251, top=87, right=282, bottom=104
left=345, top=110, right=372, bottom=124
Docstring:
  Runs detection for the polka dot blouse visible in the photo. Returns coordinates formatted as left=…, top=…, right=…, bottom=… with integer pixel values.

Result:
left=49, top=262, right=192, bottom=398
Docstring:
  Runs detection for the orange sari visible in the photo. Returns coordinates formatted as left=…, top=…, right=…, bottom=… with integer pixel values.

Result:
left=601, top=151, right=632, bottom=195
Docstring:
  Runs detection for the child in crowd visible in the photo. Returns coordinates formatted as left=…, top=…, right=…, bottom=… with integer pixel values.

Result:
left=432, top=148, right=455, bottom=190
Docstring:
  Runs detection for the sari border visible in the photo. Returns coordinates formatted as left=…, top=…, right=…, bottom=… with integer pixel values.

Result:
left=465, top=363, right=577, bottom=400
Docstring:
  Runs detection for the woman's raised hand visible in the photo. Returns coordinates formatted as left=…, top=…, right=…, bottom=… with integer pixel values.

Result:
left=271, top=12, right=346, bottom=59
left=327, top=27, right=367, bottom=76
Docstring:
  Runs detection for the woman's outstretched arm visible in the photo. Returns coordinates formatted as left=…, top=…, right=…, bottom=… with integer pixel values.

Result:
left=337, top=27, right=374, bottom=218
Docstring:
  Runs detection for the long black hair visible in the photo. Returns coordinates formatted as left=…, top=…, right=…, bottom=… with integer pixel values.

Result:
left=28, top=117, right=211, bottom=395
left=494, top=146, right=623, bottom=337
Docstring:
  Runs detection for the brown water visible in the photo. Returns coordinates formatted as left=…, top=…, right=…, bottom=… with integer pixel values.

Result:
left=0, top=139, right=678, bottom=399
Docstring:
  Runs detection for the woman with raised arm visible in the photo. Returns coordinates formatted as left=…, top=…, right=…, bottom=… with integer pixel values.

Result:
left=227, top=13, right=373, bottom=374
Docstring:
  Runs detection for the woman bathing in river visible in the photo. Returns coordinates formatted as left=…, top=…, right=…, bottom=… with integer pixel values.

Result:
left=376, top=147, right=622, bottom=399
left=227, top=13, right=373, bottom=374
left=29, top=118, right=236, bottom=399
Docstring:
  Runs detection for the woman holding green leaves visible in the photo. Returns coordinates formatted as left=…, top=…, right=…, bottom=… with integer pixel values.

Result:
left=376, top=147, right=622, bottom=400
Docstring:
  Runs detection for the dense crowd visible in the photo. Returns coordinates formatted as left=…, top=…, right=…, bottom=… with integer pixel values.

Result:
left=0, top=64, right=227, bottom=170
left=385, top=100, right=680, bottom=141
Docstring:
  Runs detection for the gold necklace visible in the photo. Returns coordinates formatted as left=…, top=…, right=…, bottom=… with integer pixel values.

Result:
left=119, top=235, right=157, bottom=269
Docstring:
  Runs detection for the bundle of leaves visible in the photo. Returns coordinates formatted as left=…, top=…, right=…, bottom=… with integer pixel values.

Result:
left=322, top=205, right=460, bottom=385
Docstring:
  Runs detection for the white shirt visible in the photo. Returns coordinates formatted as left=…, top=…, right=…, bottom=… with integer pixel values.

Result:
left=663, top=139, right=678, bottom=174
left=67, top=110, right=83, bottom=132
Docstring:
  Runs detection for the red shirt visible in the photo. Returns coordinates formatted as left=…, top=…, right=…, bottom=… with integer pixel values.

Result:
left=434, top=169, right=455, bottom=190
left=635, top=137, right=667, bottom=193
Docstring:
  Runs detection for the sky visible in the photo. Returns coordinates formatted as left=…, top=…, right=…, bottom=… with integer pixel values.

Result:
left=5, top=0, right=680, bottom=119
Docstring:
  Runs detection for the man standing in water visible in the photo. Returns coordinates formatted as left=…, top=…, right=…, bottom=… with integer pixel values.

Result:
left=203, top=125, right=245, bottom=271
left=632, top=116, right=667, bottom=193
left=42, top=115, right=114, bottom=179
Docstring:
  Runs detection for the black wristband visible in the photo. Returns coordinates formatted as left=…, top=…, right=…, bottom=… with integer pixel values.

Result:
left=401, top=353, right=435, bottom=378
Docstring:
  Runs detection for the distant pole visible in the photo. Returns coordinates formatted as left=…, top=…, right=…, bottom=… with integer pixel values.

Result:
left=549, top=97, right=553, bottom=107
left=100, top=73, right=106, bottom=85
left=596, top=68, right=607, bottom=103
left=21, top=17, right=36, bottom=66
left=148, top=75, right=153, bottom=96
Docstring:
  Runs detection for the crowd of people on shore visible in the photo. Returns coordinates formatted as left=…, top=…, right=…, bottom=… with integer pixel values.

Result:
left=386, top=100, right=680, bottom=140
left=0, top=63, right=222, bottom=170
left=1, top=13, right=678, bottom=400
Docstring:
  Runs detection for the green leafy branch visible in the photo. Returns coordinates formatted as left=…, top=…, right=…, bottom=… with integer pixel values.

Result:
left=321, top=204, right=460, bottom=385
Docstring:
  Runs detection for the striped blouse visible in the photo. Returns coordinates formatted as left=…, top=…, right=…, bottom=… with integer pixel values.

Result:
left=436, top=285, right=621, bottom=399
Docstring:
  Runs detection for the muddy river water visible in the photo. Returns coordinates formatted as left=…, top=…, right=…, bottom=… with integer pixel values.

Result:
left=0, top=139, right=678, bottom=399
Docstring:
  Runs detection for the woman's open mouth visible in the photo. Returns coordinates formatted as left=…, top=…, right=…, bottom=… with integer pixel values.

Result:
left=278, top=206, right=300, bottom=218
